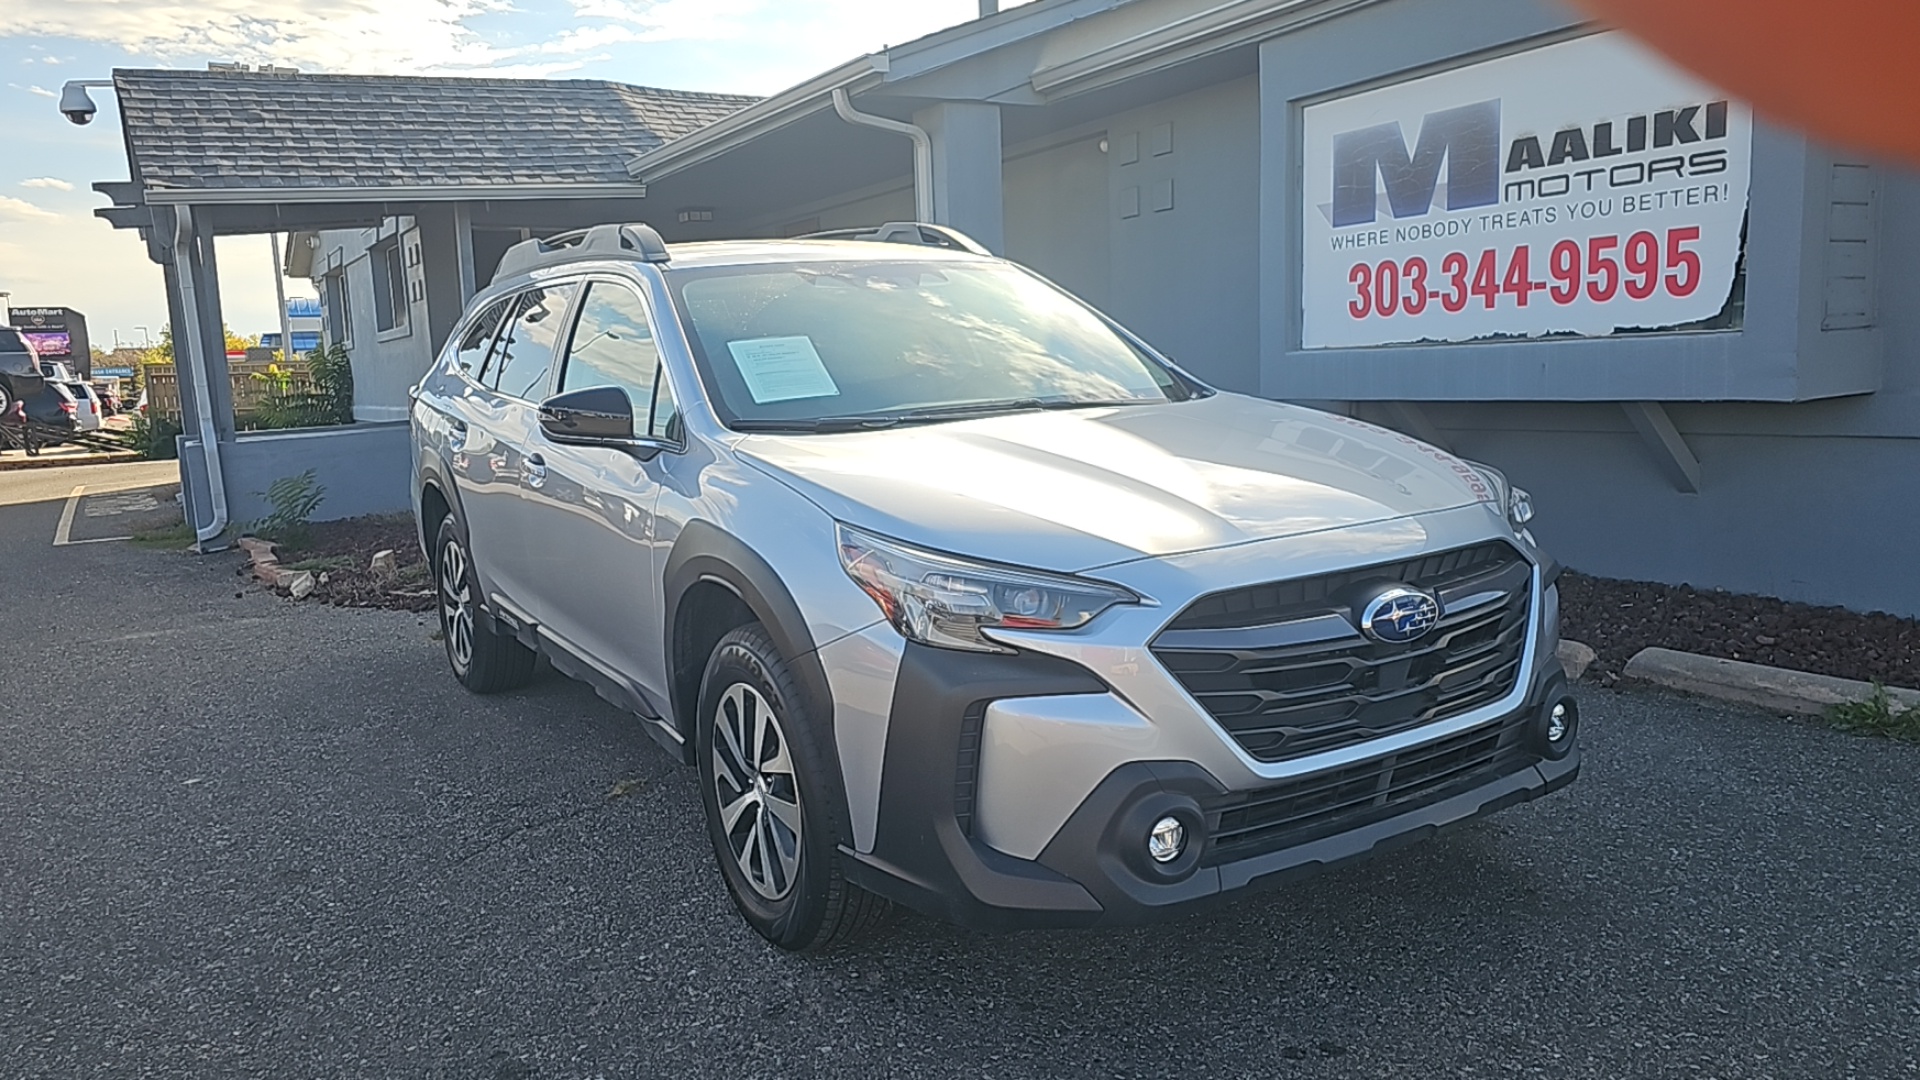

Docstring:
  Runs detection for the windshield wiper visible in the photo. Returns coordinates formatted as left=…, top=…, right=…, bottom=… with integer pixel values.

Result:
left=730, top=397, right=1167, bottom=435
left=730, top=416, right=903, bottom=434
left=1033, top=398, right=1162, bottom=411
left=893, top=397, right=1165, bottom=422
left=893, top=398, right=1045, bottom=421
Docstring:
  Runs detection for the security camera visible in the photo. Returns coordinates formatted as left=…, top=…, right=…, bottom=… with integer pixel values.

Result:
left=59, top=82, right=97, bottom=125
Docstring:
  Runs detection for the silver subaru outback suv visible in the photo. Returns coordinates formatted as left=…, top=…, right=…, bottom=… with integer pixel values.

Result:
left=411, top=221, right=1579, bottom=951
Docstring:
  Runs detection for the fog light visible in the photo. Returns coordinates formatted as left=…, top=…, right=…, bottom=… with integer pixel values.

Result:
left=1147, top=816, right=1186, bottom=863
left=1546, top=702, right=1570, bottom=743
left=1537, top=695, right=1578, bottom=759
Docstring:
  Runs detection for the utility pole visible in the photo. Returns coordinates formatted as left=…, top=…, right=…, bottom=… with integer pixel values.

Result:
left=269, top=232, right=295, bottom=363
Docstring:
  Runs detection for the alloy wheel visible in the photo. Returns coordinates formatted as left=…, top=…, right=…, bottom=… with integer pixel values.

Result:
left=438, top=536, right=474, bottom=671
left=710, top=681, right=803, bottom=900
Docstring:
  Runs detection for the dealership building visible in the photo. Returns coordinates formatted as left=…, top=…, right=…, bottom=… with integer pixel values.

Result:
left=96, top=0, right=1919, bottom=616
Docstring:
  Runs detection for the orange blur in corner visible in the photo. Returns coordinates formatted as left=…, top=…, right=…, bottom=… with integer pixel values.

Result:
left=1575, top=0, right=1920, bottom=165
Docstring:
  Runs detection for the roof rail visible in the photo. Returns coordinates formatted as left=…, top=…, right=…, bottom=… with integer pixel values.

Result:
left=796, top=221, right=991, bottom=256
left=494, top=222, right=670, bottom=281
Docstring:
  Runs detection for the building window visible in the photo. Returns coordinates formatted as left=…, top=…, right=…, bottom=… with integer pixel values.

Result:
left=370, top=239, right=409, bottom=335
left=323, top=270, right=352, bottom=347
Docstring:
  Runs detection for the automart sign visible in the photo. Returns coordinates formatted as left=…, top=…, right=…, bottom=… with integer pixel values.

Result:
left=1301, top=32, right=1752, bottom=349
left=13, top=307, right=72, bottom=356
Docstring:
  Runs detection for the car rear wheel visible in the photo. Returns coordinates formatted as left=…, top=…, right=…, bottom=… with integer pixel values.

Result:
left=434, top=515, right=535, bottom=694
left=696, top=623, right=891, bottom=951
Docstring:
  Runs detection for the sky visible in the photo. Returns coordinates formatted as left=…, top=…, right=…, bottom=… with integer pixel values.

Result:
left=0, top=0, right=1035, bottom=350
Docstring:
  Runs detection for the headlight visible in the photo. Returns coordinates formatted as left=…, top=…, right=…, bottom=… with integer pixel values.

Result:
left=1466, top=460, right=1534, bottom=531
left=836, top=524, right=1137, bottom=653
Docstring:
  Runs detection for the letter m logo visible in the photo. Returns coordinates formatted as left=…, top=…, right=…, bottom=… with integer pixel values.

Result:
left=1331, top=100, right=1501, bottom=227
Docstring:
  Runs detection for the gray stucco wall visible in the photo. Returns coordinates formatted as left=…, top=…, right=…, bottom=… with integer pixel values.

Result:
left=738, top=181, right=916, bottom=237
left=1100, top=76, right=1262, bottom=394
left=313, top=219, right=435, bottom=423
left=1000, top=77, right=1262, bottom=393
left=179, top=423, right=414, bottom=532
left=1004, top=134, right=1112, bottom=309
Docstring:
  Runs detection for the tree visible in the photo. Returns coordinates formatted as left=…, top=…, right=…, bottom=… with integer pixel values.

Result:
left=140, top=324, right=259, bottom=367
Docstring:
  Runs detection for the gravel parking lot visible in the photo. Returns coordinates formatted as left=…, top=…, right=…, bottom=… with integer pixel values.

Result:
left=4, top=464, right=1918, bottom=1079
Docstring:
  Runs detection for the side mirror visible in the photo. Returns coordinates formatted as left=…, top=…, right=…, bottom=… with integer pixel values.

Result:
left=538, top=386, right=668, bottom=460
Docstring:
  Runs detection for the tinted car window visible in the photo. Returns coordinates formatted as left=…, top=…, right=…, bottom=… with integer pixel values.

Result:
left=487, top=284, right=577, bottom=401
left=456, top=298, right=514, bottom=378
left=558, top=281, right=663, bottom=430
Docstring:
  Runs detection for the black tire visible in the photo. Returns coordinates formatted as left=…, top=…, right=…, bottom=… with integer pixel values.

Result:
left=696, top=623, right=891, bottom=952
left=433, top=514, right=535, bottom=694
left=0, top=383, right=12, bottom=416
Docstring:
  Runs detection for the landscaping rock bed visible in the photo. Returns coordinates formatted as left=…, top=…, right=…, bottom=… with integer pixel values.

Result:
left=1560, top=571, right=1920, bottom=690
left=265, top=515, right=434, bottom=613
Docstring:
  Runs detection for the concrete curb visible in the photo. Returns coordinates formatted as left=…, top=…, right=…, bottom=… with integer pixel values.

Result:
left=0, top=449, right=142, bottom=472
left=1621, top=646, right=1920, bottom=716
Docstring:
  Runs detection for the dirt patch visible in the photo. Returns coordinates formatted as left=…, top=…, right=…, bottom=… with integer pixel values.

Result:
left=274, top=515, right=434, bottom=613
left=1560, top=571, right=1920, bottom=690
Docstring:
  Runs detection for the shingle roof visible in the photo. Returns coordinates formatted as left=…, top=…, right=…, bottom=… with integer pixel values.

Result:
left=112, top=69, right=759, bottom=194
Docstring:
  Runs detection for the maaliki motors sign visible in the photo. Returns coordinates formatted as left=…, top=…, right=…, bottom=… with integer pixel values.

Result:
left=1300, top=31, right=1753, bottom=350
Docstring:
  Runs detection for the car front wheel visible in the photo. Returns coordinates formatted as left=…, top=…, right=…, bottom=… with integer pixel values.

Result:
left=696, top=623, right=890, bottom=951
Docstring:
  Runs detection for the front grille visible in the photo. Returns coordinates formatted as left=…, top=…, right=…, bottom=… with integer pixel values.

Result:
left=1202, top=710, right=1535, bottom=866
left=1152, top=541, right=1533, bottom=762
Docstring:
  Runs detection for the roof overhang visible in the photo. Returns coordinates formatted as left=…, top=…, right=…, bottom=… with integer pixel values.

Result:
left=627, top=56, right=889, bottom=185
left=1029, top=0, right=1383, bottom=96
left=626, top=0, right=1395, bottom=191
left=140, top=182, right=650, bottom=206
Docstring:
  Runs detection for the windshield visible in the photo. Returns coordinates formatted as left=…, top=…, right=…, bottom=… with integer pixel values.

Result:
left=664, top=259, right=1197, bottom=428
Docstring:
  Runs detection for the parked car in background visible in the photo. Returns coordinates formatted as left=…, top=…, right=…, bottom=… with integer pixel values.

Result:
left=60, top=381, right=103, bottom=430
left=0, top=328, right=44, bottom=416
left=412, top=221, right=1579, bottom=952
left=24, top=381, right=79, bottom=434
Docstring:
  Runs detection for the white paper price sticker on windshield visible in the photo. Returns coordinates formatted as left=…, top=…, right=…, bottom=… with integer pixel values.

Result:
left=727, top=336, right=841, bottom=404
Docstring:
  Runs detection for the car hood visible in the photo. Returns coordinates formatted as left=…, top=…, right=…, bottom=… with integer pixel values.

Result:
left=733, top=392, right=1500, bottom=573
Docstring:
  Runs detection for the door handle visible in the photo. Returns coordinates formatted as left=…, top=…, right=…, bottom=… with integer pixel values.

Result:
left=523, top=453, right=548, bottom=489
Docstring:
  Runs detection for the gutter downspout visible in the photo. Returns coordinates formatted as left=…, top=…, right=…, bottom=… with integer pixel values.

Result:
left=174, top=205, right=230, bottom=549
left=832, top=87, right=935, bottom=223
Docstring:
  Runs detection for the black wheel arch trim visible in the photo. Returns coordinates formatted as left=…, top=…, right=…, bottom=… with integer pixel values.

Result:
left=664, top=520, right=850, bottom=822
left=416, top=455, right=467, bottom=556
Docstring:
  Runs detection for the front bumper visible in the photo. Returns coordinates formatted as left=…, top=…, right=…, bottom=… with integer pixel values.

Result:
left=840, top=641, right=1579, bottom=931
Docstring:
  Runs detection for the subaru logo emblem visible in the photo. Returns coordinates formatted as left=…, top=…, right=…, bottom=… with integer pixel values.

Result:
left=1359, top=587, right=1441, bottom=644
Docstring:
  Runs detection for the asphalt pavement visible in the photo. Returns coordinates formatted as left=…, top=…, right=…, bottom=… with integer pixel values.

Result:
left=3, top=462, right=1917, bottom=1079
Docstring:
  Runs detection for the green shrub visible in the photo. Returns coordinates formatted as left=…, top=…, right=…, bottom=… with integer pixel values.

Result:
left=128, top=413, right=182, bottom=460
left=253, top=343, right=354, bottom=430
left=1825, top=683, right=1920, bottom=743
left=247, top=470, right=326, bottom=548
